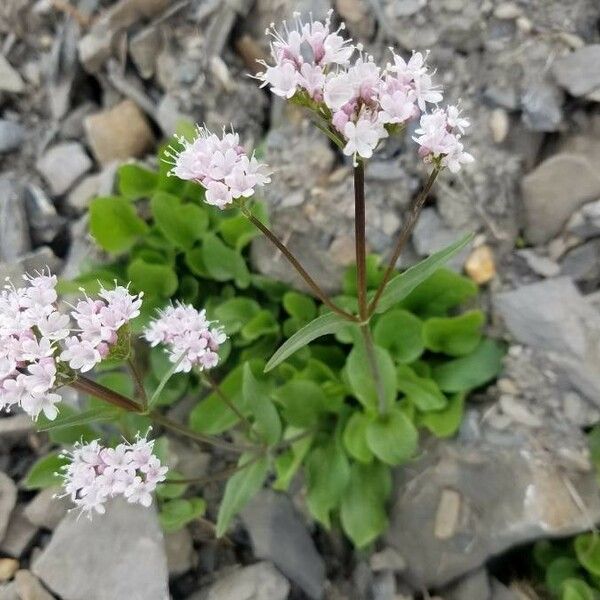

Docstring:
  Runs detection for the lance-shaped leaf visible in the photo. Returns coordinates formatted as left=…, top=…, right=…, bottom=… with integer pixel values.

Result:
left=265, top=312, right=351, bottom=372
left=374, top=234, right=473, bottom=314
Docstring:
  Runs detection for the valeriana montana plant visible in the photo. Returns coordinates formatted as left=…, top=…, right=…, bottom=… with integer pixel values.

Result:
left=16, top=11, right=504, bottom=547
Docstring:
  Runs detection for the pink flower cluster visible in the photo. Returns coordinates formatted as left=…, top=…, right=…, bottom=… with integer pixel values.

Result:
left=0, top=273, right=67, bottom=420
left=256, top=11, right=473, bottom=169
left=61, top=285, right=143, bottom=373
left=0, top=272, right=142, bottom=421
left=165, top=127, right=271, bottom=209
left=413, top=106, right=474, bottom=173
left=144, top=303, right=227, bottom=373
left=59, top=435, right=167, bottom=517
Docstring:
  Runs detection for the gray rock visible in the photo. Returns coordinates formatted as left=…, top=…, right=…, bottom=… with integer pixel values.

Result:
left=0, top=506, right=37, bottom=558
left=0, top=473, right=17, bottom=545
left=33, top=498, right=169, bottom=600
left=567, top=198, right=600, bottom=239
left=0, top=415, right=34, bottom=441
left=24, top=185, right=65, bottom=245
left=552, top=45, right=600, bottom=97
left=65, top=175, right=100, bottom=213
left=241, top=490, right=325, bottom=599
left=412, top=208, right=469, bottom=268
left=0, top=56, right=24, bottom=93
left=521, top=153, right=600, bottom=244
left=0, top=582, right=18, bottom=600
left=443, top=568, right=491, bottom=600
left=201, top=562, right=290, bottom=600
left=130, top=26, right=162, bottom=79
left=516, top=249, right=560, bottom=278
left=0, top=121, right=25, bottom=154
left=386, top=432, right=600, bottom=588
left=14, top=570, right=54, bottom=600
left=0, top=177, right=30, bottom=262
left=491, top=579, right=520, bottom=599
left=165, top=528, right=194, bottom=577
left=494, top=278, right=600, bottom=403
left=24, top=488, right=70, bottom=531
left=561, top=239, right=600, bottom=284
left=36, top=143, right=92, bottom=196
left=521, top=80, right=563, bottom=131
left=0, top=248, right=62, bottom=285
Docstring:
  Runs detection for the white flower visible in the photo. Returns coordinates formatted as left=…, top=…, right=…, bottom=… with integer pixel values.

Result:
left=262, top=62, right=298, bottom=99
left=60, top=337, right=101, bottom=373
left=21, top=358, right=56, bottom=395
left=343, top=117, right=388, bottom=160
left=144, top=303, right=226, bottom=374
left=378, top=89, right=416, bottom=124
left=324, top=72, right=355, bottom=111
left=59, top=436, right=167, bottom=517
left=164, top=127, right=269, bottom=210
left=36, top=311, right=70, bottom=341
left=20, top=391, right=61, bottom=421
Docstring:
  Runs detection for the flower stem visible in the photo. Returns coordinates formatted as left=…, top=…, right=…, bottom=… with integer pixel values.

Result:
left=70, top=376, right=141, bottom=412
left=353, top=160, right=387, bottom=414
left=149, top=410, right=257, bottom=454
left=165, top=452, right=265, bottom=485
left=368, top=167, right=440, bottom=316
left=240, top=204, right=357, bottom=322
left=354, top=160, right=368, bottom=322
left=69, top=376, right=253, bottom=454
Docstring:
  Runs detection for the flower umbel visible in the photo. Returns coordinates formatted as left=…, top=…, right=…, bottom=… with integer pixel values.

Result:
left=144, top=303, right=227, bottom=373
left=59, top=434, right=168, bottom=517
left=163, top=126, right=271, bottom=209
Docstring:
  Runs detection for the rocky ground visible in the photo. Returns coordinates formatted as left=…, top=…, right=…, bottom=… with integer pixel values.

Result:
left=1, top=0, right=600, bottom=598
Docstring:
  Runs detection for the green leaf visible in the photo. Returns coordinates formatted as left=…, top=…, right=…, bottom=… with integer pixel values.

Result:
left=89, top=196, right=148, bottom=253
left=241, top=310, right=279, bottom=342
left=189, top=364, right=246, bottom=434
left=423, top=310, right=485, bottom=357
left=118, top=164, right=158, bottom=199
left=265, top=312, right=350, bottom=372
left=24, top=452, right=69, bottom=490
left=243, top=363, right=281, bottom=445
left=533, top=540, right=566, bottom=569
left=127, top=258, right=178, bottom=298
left=214, top=298, right=261, bottom=334
left=156, top=471, right=188, bottom=500
left=283, top=291, right=317, bottom=322
left=366, top=408, right=418, bottom=466
left=340, top=462, right=392, bottom=548
left=346, top=342, right=396, bottom=412
left=561, top=579, right=596, bottom=600
left=419, top=392, right=465, bottom=438
left=273, top=428, right=313, bottom=491
left=202, top=233, right=250, bottom=288
left=575, top=534, right=600, bottom=577
left=375, top=234, right=474, bottom=314
left=36, top=404, right=97, bottom=444
left=38, top=406, right=120, bottom=432
left=305, top=440, right=350, bottom=528
left=216, top=454, right=269, bottom=537
left=219, top=203, right=267, bottom=250
left=373, top=309, right=424, bottom=364
left=159, top=497, right=206, bottom=533
left=433, top=339, right=505, bottom=392
left=396, top=364, right=447, bottom=411
left=184, top=246, right=209, bottom=278
left=151, top=191, right=208, bottom=250
left=399, top=268, right=478, bottom=317
left=546, top=558, right=581, bottom=594
left=343, top=412, right=373, bottom=464
left=148, top=353, right=187, bottom=410
left=343, top=255, right=383, bottom=295
left=272, top=380, right=327, bottom=427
